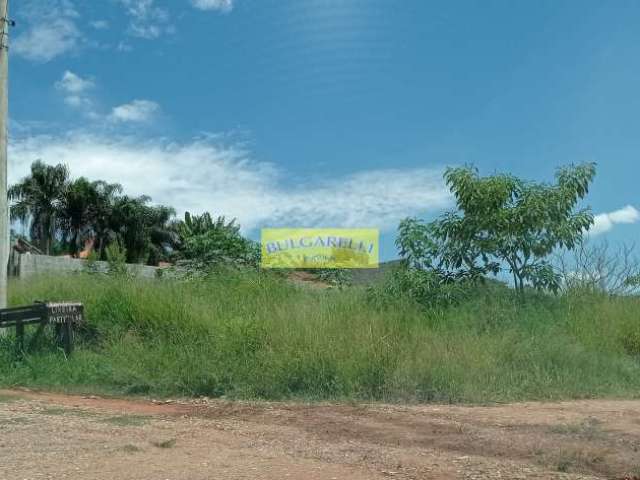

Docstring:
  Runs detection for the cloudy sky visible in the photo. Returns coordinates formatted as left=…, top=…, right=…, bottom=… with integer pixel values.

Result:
left=8, top=0, right=640, bottom=258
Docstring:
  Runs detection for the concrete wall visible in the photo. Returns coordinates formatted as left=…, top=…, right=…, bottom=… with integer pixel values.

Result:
left=10, top=252, right=160, bottom=279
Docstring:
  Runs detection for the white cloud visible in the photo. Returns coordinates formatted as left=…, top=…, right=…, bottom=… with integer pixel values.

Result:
left=109, top=100, right=160, bottom=123
left=590, top=205, right=640, bottom=236
left=55, top=71, right=94, bottom=94
left=119, top=0, right=174, bottom=39
left=13, top=6, right=81, bottom=62
left=90, top=20, right=109, bottom=30
left=116, top=41, right=133, bottom=52
left=55, top=71, right=96, bottom=114
left=63, top=95, right=92, bottom=109
left=54, top=73, right=157, bottom=123
left=8, top=133, right=451, bottom=233
left=191, top=0, right=234, bottom=12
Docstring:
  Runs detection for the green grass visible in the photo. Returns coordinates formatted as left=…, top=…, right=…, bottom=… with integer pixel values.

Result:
left=1, top=271, right=640, bottom=403
left=100, top=415, right=149, bottom=427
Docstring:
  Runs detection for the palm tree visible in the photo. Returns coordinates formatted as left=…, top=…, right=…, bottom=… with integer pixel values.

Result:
left=9, top=161, right=70, bottom=254
left=89, top=180, right=122, bottom=259
left=108, top=195, right=176, bottom=264
left=59, top=177, right=98, bottom=256
left=143, top=205, right=177, bottom=265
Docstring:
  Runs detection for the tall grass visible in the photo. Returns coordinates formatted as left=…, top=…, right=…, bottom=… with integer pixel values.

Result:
left=1, top=272, right=640, bottom=403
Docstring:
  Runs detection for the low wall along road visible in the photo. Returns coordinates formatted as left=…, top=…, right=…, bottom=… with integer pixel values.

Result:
left=9, top=252, right=160, bottom=279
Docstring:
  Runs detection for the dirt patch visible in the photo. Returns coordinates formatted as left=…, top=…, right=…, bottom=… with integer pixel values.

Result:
left=1, top=389, right=639, bottom=479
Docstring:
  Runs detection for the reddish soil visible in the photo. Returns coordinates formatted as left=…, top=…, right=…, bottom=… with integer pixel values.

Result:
left=1, top=389, right=639, bottom=479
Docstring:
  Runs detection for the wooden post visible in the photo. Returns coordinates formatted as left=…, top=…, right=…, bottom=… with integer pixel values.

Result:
left=15, top=317, right=23, bottom=352
left=61, top=319, right=73, bottom=355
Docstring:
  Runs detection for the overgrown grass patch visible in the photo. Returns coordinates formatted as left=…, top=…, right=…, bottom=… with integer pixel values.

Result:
left=2, top=272, right=640, bottom=403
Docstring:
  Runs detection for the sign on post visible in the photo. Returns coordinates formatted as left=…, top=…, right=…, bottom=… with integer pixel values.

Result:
left=45, top=302, right=84, bottom=325
left=0, top=302, right=84, bottom=355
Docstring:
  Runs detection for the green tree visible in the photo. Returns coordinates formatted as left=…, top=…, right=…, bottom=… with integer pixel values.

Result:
left=171, top=212, right=258, bottom=269
left=9, top=161, right=70, bottom=254
left=59, top=177, right=99, bottom=255
left=108, top=195, right=176, bottom=264
left=397, top=163, right=596, bottom=293
left=146, top=204, right=179, bottom=265
left=91, top=181, right=123, bottom=259
left=171, top=211, right=218, bottom=238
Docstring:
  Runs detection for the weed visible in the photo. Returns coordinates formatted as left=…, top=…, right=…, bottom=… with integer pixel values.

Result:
left=121, top=444, right=142, bottom=453
left=40, top=407, right=69, bottom=416
left=550, top=417, right=604, bottom=440
left=552, top=448, right=608, bottom=474
left=151, top=438, right=176, bottom=449
left=40, top=406, right=97, bottom=418
left=100, top=415, right=149, bottom=427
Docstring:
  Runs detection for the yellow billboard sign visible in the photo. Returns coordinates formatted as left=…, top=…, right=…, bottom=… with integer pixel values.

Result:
left=261, top=228, right=379, bottom=269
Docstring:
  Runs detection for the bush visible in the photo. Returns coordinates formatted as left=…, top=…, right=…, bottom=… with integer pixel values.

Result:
left=106, top=240, right=129, bottom=276
left=367, top=263, right=509, bottom=310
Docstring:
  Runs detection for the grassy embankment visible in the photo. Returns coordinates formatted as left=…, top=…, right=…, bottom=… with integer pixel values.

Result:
left=1, top=272, right=640, bottom=403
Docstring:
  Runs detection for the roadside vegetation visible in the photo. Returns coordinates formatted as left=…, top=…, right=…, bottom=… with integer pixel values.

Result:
left=1, top=271, right=640, bottom=402
left=9, top=161, right=256, bottom=266
left=2, top=162, right=640, bottom=403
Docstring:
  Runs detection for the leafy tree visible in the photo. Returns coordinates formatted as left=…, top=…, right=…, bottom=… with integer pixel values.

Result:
left=146, top=204, right=179, bottom=265
left=57, top=177, right=125, bottom=259
left=108, top=195, right=176, bottom=264
left=9, top=161, right=70, bottom=254
left=59, top=177, right=99, bottom=255
left=171, top=212, right=259, bottom=269
left=398, top=163, right=596, bottom=293
left=171, top=211, right=219, bottom=238
left=91, top=181, right=123, bottom=259
left=10, top=162, right=258, bottom=269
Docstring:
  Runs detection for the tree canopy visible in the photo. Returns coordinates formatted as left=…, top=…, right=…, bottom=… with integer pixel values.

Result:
left=397, top=163, right=596, bottom=293
left=170, top=212, right=259, bottom=269
left=9, top=161, right=69, bottom=255
left=9, top=161, right=254, bottom=268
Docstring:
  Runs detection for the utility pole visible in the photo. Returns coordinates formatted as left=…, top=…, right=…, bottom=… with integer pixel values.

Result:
left=0, top=0, right=9, bottom=311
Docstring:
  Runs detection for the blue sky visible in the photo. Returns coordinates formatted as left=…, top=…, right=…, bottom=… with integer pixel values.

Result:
left=8, top=0, right=640, bottom=259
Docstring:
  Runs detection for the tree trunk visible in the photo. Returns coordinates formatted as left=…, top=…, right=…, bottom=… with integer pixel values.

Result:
left=70, top=230, right=78, bottom=256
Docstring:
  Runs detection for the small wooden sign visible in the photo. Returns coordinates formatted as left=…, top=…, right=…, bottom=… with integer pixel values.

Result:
left=45, top=302, right=84, bottom=325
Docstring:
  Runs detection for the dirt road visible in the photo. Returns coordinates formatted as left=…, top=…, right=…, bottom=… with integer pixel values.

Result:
left=1, top=389, right=639, bottom=480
